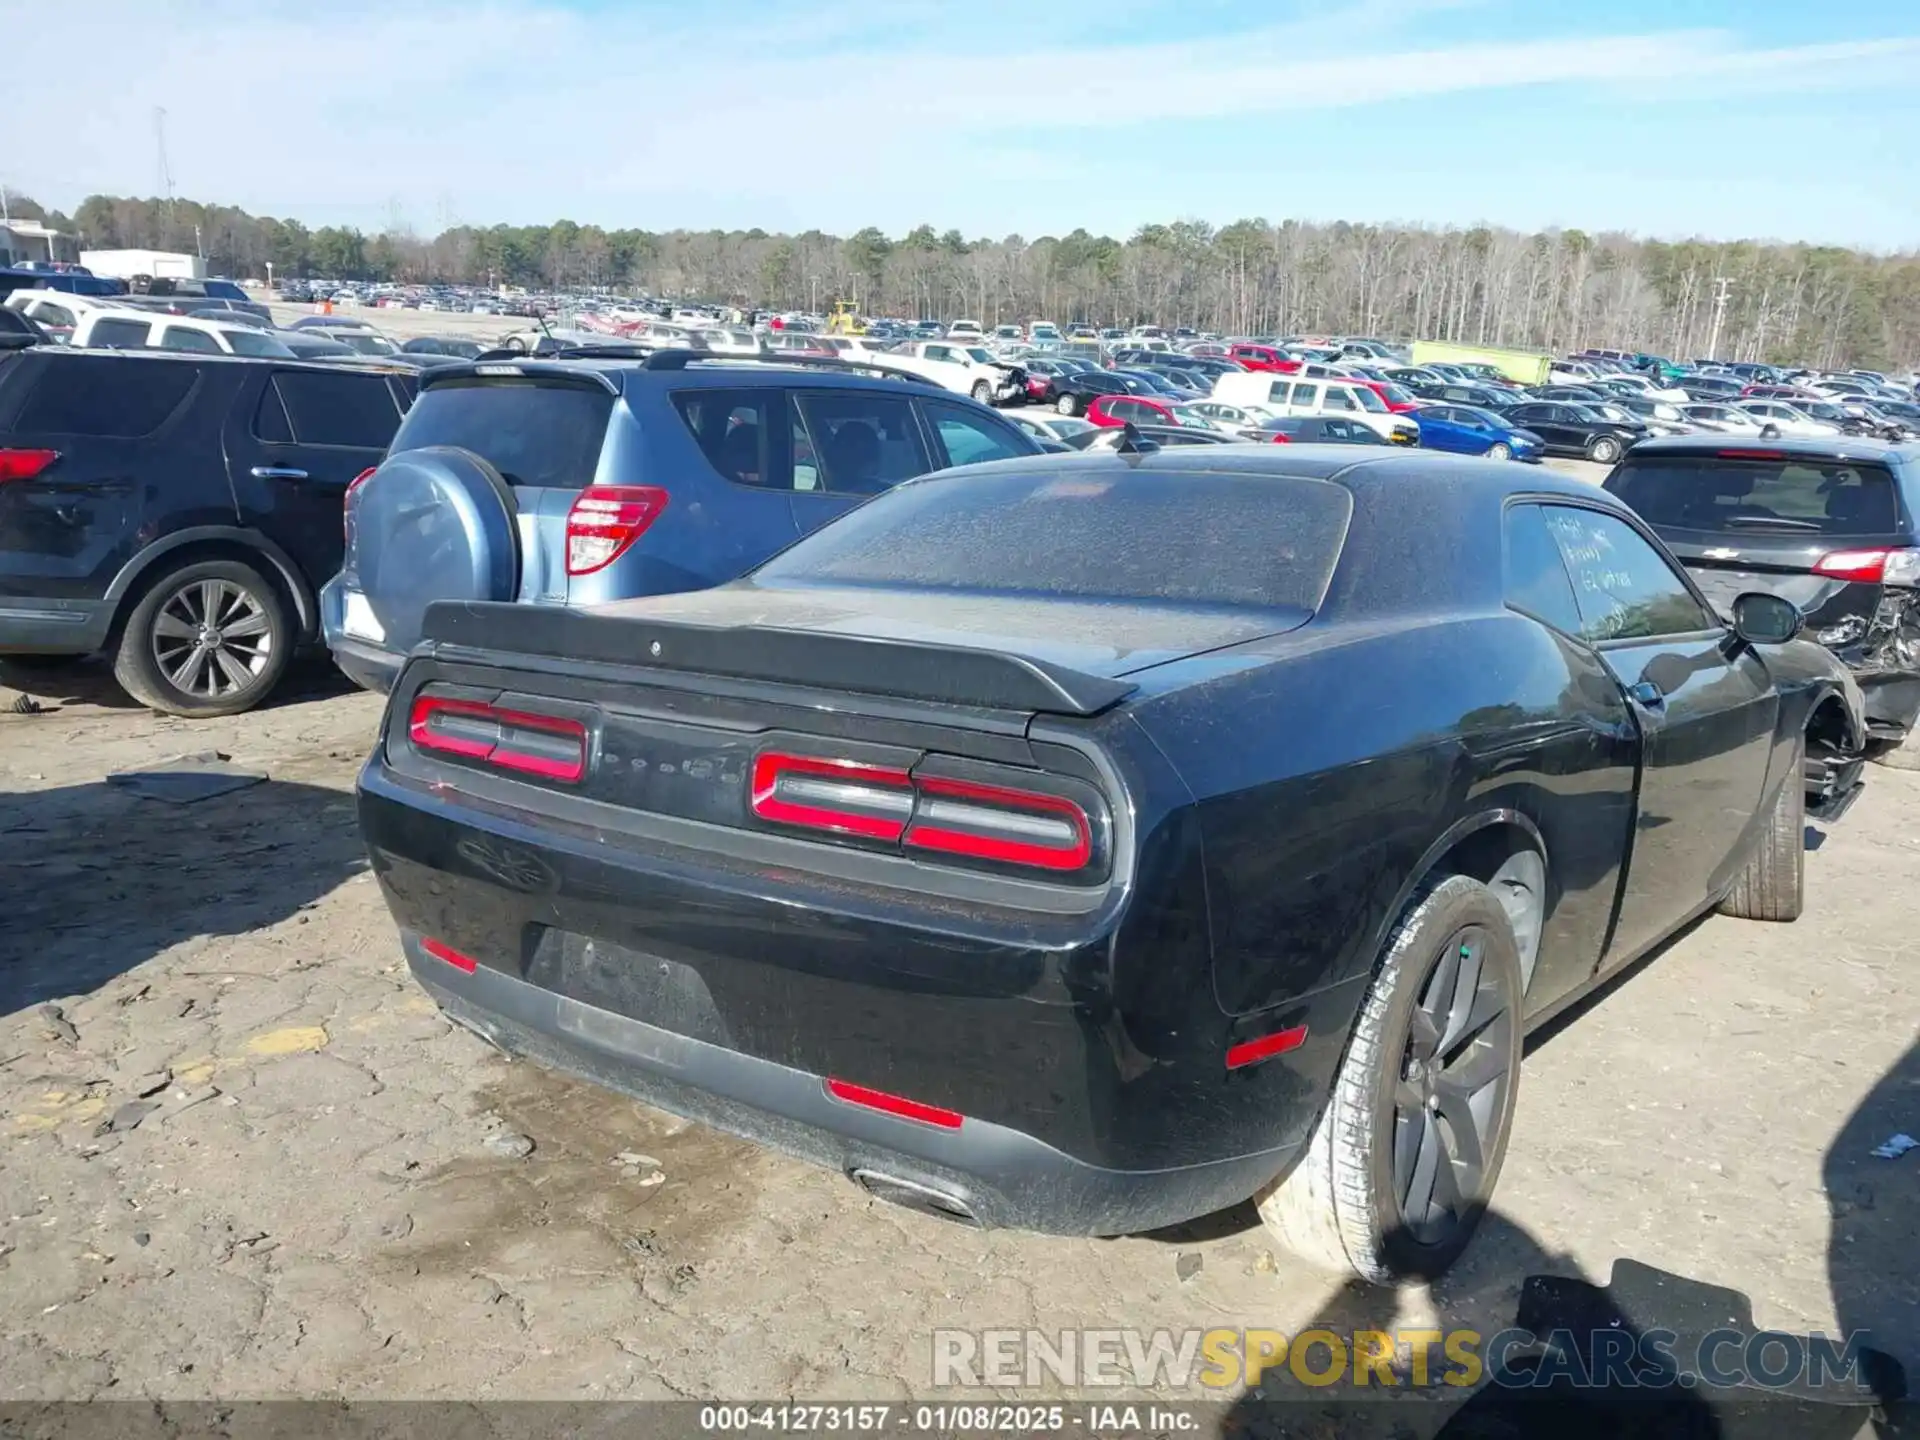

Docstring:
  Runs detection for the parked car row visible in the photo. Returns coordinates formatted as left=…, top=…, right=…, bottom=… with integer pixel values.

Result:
left=3, top=333, right=1916, bottom=777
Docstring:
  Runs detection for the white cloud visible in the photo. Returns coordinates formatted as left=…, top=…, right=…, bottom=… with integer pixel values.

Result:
left=1, top=0, right=1914, bottom=241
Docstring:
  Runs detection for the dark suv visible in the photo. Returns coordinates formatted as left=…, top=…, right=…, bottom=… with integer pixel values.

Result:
left=0, top=348, right=413, bottom=715
left=323, top=350, right=1043, bottom=693
left=1606, top=435, right=1919, bottom=757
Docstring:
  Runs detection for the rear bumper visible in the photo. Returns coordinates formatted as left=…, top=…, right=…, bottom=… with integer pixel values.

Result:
left=319, top=576, right=401, bottom=694
left=0, top=597, right=112, bottom=656
left=408, top=938, right=1296, bottom=1235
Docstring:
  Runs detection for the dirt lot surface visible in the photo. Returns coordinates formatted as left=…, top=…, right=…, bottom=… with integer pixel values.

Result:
left=1, top=655, right=1915, bottom=1410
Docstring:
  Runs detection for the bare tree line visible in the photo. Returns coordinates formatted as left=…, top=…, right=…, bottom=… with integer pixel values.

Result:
left=24, top=189, right=1920, bottom=370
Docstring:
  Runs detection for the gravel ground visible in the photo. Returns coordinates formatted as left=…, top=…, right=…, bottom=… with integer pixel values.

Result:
left=0, top=659, right=1914, bottom=1409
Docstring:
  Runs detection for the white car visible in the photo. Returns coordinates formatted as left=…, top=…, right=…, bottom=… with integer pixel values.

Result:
left=1178, top=399, right=1280, bottom=432
left=1212, top=371, right=1417, bottom=443
left=70, top=309, right=297, bottom=358
left=1678, top=403, right=1776, bottom=436
left=1548, top=360, right=1603, bottom=384
left=1028, top=321, right=1062, bottom=345
left=3, top=291, right=132, bottom=344
left=881, top=340, right=1024, bottom=404
left=946, top=319, right=984, bottom=341
left=1734, top=401, right=1842, bottom=437
left=1596, top=372, right=1690, bottom=404
left=1008, top=412, right=1097, bottom=444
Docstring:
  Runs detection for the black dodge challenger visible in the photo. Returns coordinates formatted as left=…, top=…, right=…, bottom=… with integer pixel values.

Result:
left=356, top=447, right=1866, bottom=1283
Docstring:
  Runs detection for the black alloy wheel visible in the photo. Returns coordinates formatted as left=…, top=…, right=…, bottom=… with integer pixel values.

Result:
left=1388, top=923, right=1517, bottom=1247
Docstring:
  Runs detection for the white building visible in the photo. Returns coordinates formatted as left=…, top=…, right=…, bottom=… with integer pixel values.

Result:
left=0, top=220, right=74, bottom=267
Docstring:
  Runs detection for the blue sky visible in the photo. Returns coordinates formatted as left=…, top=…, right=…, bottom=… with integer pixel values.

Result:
left=5, top=0, right=1919, bottom=248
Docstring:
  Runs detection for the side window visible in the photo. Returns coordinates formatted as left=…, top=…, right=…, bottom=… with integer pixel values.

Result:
left=1503, top=504, right=1583, bottom=635
left=158, top=326, right=223, bottom=355
left=1290, top=383, right=1321, bottom=407
left=925, top=345, right=953, bottom=363
left=33, top=301, right=75, bottom=330
left=254, top=383, right=295, bottom=443
left=793, top=392, right=930, bottom=497
left=1322, top=387, right=1357, bottom=412
left=15, top=357, right=198, bottom=437
left=271, top=370, right=402, bottom=449
left=923, top=400, right=1031, bottom=469
left=1323, top=419, right=1354, bottom=439
left=671, top=388, right=791, bottom=490
left=1541, top=505, right=1715, bottom=643
left=86, top=317, right=153, bottom=349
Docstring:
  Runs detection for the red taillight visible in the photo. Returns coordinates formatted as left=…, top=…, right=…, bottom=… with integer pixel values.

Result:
left=408, top=694, right=588, bottom=782
left=903, top=774, right=1093, bottom=872
left=421, top=937, right=478, bottom=974
left=343, top=465, right=376, bottom=541
left=1812, top=548, right=1920, bottom=586
left=566, top=484, right=668, bottom=575
left=1716, top=449, right=1785, bottom=459
left=750, top=751, right=1096, bottom=874
left=0, top=448, right=59, bottom=483
left=1268, top=433, right=1291, bottom=444
left=1225, top=1024, right=1309, bottom=1071
left=749, top=752, right=913, bottom=840
left=826, top=1077, right=963, bottom=1130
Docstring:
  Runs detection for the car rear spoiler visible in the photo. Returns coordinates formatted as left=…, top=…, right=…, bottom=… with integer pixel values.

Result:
left=419, top=601, right=1138, bottom=717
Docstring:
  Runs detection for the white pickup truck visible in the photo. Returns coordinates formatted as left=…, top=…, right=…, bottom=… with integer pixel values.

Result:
left=879, top=340, right=1027, bottom=405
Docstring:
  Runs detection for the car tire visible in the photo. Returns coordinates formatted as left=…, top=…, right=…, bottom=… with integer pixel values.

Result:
left=1255, top=874, right=1524, bottom=1285
left=1485, top=442, right=1511, bottom=461
left=1587, top=436, right=1622, bottom=464
left=1717, top=735, right=1805, bottom=921
left=1057, top=394, right=1081, bottom=416
left=971, top=381, right=993, bottom=404
left=112, top=558, right=292, bottom=718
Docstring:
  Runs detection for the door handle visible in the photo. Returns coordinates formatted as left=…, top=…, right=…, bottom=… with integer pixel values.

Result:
left=1628, top=680, right=1666, bottom=709
left=250, top=466, right=309, bottom=481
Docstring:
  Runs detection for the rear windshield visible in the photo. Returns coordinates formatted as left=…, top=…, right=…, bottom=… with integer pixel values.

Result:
left=755, top=466, right=1352, bottom=612
left=390, top=377, right=611, bottom=489
left=1610, top=455, right=1903, bottom=536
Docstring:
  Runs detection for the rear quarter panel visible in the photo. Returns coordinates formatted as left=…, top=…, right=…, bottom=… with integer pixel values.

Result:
left=1126, top=614, right=1637, bottom=1022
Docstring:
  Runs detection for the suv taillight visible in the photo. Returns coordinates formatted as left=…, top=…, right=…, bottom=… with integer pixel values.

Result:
left=0, top=448, right=59, bottom=483
left=749, top=751, right=1095, bottom=874
left=409, top=694, right=588, bottom=782
left=566, top=485, right=668, bottom=575
left=1813, top=547, right=1920, bottom=586
left=342, top=465, right=376, bottom=542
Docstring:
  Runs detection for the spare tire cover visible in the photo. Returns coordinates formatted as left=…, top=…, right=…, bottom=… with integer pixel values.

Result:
left=352, top=445, right=517, bottom=658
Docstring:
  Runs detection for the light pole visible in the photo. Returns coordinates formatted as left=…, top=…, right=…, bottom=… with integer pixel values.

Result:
left=1706, top=276, right=1734, bottom=362
left=265, top=261, right=274, bottom=292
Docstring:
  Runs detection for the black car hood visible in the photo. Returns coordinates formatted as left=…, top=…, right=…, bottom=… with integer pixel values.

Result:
left=592, top=581, right=1310, bottom=680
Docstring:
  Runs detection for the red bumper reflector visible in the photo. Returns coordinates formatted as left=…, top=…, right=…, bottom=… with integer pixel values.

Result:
left=421, top=937, right=478, bottom=974
left=1225, top=1024, right=1308, bottom=1071
left=825, top=1077, right=963, bottom=1130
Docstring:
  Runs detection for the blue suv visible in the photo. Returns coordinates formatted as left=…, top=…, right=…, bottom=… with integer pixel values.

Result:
left=323, top=349, right=1044, bottom=692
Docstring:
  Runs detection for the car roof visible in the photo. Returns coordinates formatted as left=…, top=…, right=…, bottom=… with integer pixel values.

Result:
left=22, top=344, right=406, bottom=378
left=919, top=442, right=1626, bottom=508
left=414, top=354, right=964, bottom=398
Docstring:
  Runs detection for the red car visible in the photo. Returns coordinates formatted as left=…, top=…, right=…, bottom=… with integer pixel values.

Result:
left=1087, top=394, right=1177, bottom=428
left=1347, top=376, right=1421, bottom=414
left=1227, top=343, right=1300, bottom=374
